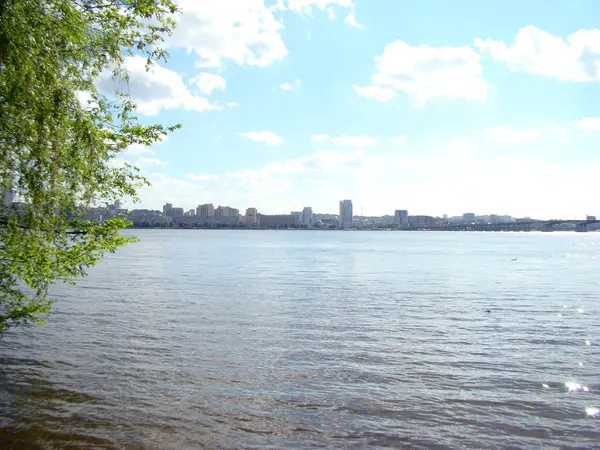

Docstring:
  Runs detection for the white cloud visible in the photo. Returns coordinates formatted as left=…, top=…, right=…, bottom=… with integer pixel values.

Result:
left=108, top=157, right=128, bottom=169
left=227, top=149, right=366, bottom=182
left=280, top=78, right=300, bottom=90
left=284, top=0, right=361, bottom=27
left=77, top=91, right=97, bottom=109
left=133, top=173, right=214, bottom=210
left=388, top=135, right=407, bottom=145
left=239, top=131, right=284, bottom=146
left=571, top=117, right=600, bottom=131
left=188, top=173, right=221, bottom=181
left=123, top=135, right=169, bottom=156
left=225, top=150, right=367, bottom=209
left=475, top=26, right=600, bottom=82
left=446, top=138, right=473, bottom=156
left=226, top=101, right=239, bottom=107
left=124, top=144, right=155, bottom=156
left=131, top=138, right=600, bottom=218
left=223, top=143, right=600, bottom=217
left=310, top=134, right=376, bottom=147
left=136, top=157, right=168, bottom=167
left=344, top=10, right=360, bottom=28
left=311, top=134, right=330, bottom=142
left=190, top=72, right=226, bottom=94
left=355, top=41, right=487, bottom=105
left=487, top=124, right=568, bottom=143
left=285, top=0, right=353, bottom=14
left=353, top=84, right=395, bottom=102
left=171, top=0, right=288, bottom=68
left=97, top=55, right=220, bottom=116
left=487, top=125, right=541, bottom=142
left=331, top=135, right=376, bottom=147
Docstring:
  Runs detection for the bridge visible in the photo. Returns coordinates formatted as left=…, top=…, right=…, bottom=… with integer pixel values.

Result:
left=424, top=219, right=600, bottom=233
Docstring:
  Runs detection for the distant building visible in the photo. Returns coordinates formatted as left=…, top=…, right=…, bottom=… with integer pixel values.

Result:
left=394, top=210, right=409, bottom=227
left=173, top=207, right=184, bottom=218
left=291, top=211, right=303, bottom=222
left=216, top=206, right=239, bottom=217
left=258, top=214, right=297, bottom=227
left=186, top=209, right=196, bottom=216
left=180, top=215, right=239, bottom=227
left=197, top=203, right=215, bottom=217
left=489, top=214, right=499, bottom=224
left=339, top=199, right=353, bottom=229
left=244, top=207, right=258, bottom=225
left=163, top=203, right=173, bottom=219
left=463, top=213, right=476, bottom=223
left=409, top=215, right=435, bottom=228
left=302, top=207, right=314, bottom=226
left=129, top=209, right=162, bottom=222
left=587, top=215, right=597, bottom=221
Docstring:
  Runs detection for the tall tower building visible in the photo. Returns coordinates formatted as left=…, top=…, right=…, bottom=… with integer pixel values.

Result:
left=245, top=207, right=258, bottom=225
left=302, top=207, right=313, bottom=226
left=339, top=199, right=353, bottom=229
left=163, top=203, right=173, bottom=218
left=394, top=210, right=408, bottom=227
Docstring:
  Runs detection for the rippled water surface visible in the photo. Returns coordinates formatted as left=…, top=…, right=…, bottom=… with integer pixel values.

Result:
left=1, top=230, right=600, bottom=448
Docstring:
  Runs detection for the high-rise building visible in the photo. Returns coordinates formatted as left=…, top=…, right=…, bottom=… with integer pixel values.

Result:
left=197, top=203, right=215, bottom=217
left=187, top=209, right=196, bottom=216
left=408, top=215, right=435, bottom=228
left=163, top=203, right=173, bottom=218
left=173, top=207, right=184, bottom=218
left=302, top=207, right=313, bottom=226
left=216, top=206, right=239, bottom=217
left=339, top=199, right=353, bottom=229
left=245, top=207, right=258, bottom=225
left=394, top=210, right=408, bottom=227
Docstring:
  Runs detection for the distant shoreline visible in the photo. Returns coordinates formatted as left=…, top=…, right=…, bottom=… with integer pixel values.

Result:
left=126, top=227, right=599, bottom=233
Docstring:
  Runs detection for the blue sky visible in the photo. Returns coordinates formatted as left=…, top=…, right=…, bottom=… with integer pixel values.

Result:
left=113, top=0, right=600, bottom=219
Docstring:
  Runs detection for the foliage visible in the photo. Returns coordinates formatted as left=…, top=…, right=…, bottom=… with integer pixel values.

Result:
left=0, top=0, right=179, bottom=334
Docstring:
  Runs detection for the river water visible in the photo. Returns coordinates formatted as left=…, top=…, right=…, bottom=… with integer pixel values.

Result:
left=1, top=230, right=599, bottom=448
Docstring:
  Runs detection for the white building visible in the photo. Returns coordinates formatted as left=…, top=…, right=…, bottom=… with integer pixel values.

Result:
left=302, top=207, right=313, bottom=226
left=244, top=207, right=258, bottom=225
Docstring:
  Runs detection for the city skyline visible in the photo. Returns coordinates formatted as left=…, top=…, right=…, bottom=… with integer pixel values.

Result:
left=110, top=1, right=599, bottom=218
left=157, top=199, right=596, bottom=223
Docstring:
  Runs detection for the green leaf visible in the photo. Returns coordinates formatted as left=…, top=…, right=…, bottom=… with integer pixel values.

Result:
left=0, top=0, right=180, bottom=335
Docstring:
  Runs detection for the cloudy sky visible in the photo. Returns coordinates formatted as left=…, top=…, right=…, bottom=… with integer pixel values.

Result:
left=115, top=0, right=600, bottom=219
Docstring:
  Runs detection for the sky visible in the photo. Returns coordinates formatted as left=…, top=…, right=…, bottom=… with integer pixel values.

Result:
left=110, top=0, right=600, bottom=219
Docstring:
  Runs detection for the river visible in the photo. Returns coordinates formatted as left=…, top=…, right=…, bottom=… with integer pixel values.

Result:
left=1, top=230, right=599, bottom=448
